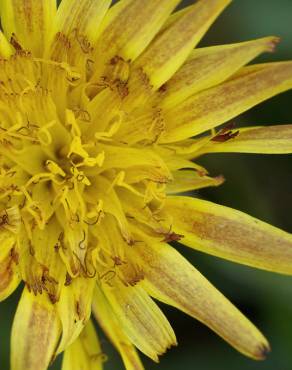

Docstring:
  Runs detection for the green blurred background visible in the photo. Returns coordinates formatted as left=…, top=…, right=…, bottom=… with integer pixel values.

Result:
left=1, top=1, right=292, bottom=369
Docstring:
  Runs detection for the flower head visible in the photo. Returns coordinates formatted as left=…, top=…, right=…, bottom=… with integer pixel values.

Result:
left=1, top=0, right=292, bottom=369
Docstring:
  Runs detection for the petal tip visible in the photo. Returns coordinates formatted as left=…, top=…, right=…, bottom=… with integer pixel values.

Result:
left=254, top=342, right=271, bottom=361
left=267, top=36, right=281, bottom=53
left=215, top=174, right=225, bottom=185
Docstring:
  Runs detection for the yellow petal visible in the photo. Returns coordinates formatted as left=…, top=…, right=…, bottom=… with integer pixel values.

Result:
left=135, top=0, right=231, bottom=89
left=93, top=286, right=144, bottom=370
left=17, top=226, right=47, bottom=296
left=56, top=0, right=111, bottom=44
left=1, top=0, right=57, bottom=56
left=99, top=144, right=172, bottom=184
left=0, top=229, right=16, bottom=260
left=162, top=36, right=279, bottom=108
left=159, top=5, right=193, bottom=33
left=0, top=30, right=13, bottom=57
left=101, top=280, right=177, bottom=362
left=198, top=124, right=292, bottom=154
left=62, top=320, right=104, bottom=370
left=56, top=277, right=95, bottom=354
left=155, top=146, right=207, bottom=172
left=31, top=216, right=67, bottom=302
left=100, top=144, right=171, bottom=175
left=166, top=170, right=224, bottom=194
left=0, top=232, right=20, bottom=302
left=161, top=61, right=292, bottom=143
left=11, top=287, right=61, bottom=370
left=128, top=238, right=269, bottom=360
left=93, top=0, right=180, bottom=68
left=163, top=196, right=292, bottom=275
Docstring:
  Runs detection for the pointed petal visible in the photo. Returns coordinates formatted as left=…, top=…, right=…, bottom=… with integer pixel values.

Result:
left=1, top=0, right=57, bottom=56
left=11, top=287, right=61, bottom=370
left=135, top=0, right=231, bottom=89
left=159, top=5, right=193, bottom=32
left=163, top=196, right=292, bottom=275
left=93, top=286, right=145, bottom=370
left=198, top=124, right=292, bottom=154
left=56, top=277, right=95, bottom=354
left=166, top=170, right=224, bottom=194
left=101, top=281, right=177, bottom=361
left=31, top=216, right=67, bottom=302
left=0, top=244, right=20, bottom=302
left=162, top=37, right=279, bottom=108
left=129, top=239, right=269, bottom=360
left=93, top=0, right=180, bottom=69
left=0, top=214, right=21, bottom=301
left=87, top=144, right=172, bottom=184
left=155, top=146, right=206, bottom=172
left=62, top=320, right=104, bottom=370
left=161, top=62, right=292, bottom=143
left=56, top=0, right=111, bottom=44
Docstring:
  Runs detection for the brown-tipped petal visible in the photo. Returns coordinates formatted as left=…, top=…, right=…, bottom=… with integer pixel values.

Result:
left=161, top=62, right=292, bottom=143
left=11, top=287, right=61, bottom=370
left=198, top=124, right=292, bottom=154
left=163, top=196, right=292, bottom=275
left=135, top=0, right=231, bottom=89
left=93, top=286, right=145, bottom=370
left=56, top=277, right=95, bottom=354
left=128, top=239, right=270, bottom=360
left=62, top=320, right=104, bottom=370
left=1, top=0, right=57, bottom=56
left=101, top=280, right=177, bottom=362
left=162, top=36, right=280, bottom=108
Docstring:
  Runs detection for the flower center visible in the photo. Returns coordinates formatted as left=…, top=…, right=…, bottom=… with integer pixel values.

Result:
left=0, top=43, right=176, bottom=303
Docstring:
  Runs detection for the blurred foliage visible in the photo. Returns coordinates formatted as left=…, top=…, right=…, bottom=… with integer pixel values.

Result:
left=1, top=1, right=292, bottom=370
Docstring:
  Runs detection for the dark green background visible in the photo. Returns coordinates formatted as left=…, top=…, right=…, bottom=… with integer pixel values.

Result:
left=1, top=1, right=292, bottom=369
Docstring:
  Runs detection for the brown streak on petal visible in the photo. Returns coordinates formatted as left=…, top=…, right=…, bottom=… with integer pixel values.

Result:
left=190, top=212, right=288, bottom=262
left=18, top=299, right=59, bottom=369
left=162, top=62, right=292, bottom=142
left=0, top=254, right=14, bottom=292
left=22, top=0, right=33, bottom=32
left=165, top=197, right=292, bottom=274
left=133, top=242, right=269, bottom=360
left=234, top=125, right=292, bottom=141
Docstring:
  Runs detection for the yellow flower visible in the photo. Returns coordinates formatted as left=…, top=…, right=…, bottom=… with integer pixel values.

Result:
left=1, top=0, right=292, bottom=369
